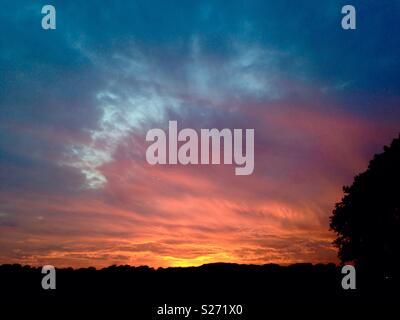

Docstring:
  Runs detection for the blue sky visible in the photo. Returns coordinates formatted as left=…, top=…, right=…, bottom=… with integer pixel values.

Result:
left=0, top=1, right=399, bottom=267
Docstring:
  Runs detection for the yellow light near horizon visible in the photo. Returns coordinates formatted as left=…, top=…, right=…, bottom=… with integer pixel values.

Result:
left=163, top=253, right=234, bottom=268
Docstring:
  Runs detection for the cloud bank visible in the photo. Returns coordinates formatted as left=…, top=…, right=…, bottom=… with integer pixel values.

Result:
left=0, top=0, right=399, bottom=267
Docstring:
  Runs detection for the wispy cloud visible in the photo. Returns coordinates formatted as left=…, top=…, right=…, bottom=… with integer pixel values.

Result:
left=1, top=0, right=399, bottom=268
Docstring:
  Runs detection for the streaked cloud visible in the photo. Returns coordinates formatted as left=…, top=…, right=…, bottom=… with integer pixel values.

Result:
left=0, top=0, right=399, bottom=268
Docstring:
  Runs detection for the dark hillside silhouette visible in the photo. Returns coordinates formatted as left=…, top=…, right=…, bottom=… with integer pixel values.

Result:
left=0, top=262, right=397, bottom=316
left=330, top=135, right=400, bottom=281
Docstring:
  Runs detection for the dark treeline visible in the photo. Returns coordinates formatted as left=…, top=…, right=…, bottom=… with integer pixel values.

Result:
left=0, top=262, right=398, bottom=317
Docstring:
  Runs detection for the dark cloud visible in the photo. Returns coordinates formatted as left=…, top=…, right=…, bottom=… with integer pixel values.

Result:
left=0, top=1, right=399, bottom=267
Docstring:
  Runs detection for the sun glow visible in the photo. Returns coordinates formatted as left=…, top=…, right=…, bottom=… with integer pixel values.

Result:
left=163, top=253, right=235, bottom=268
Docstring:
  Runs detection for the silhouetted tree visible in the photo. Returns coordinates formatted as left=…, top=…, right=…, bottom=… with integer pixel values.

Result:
left=330, top=135, right=400, bottom=279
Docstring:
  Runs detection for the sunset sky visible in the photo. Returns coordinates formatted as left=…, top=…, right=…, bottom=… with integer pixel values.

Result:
left=1, top=0, right=399, bottom=268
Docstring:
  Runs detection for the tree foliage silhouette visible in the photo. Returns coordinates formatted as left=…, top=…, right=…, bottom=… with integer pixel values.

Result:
left=330, top=135, right=400, bottom=278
